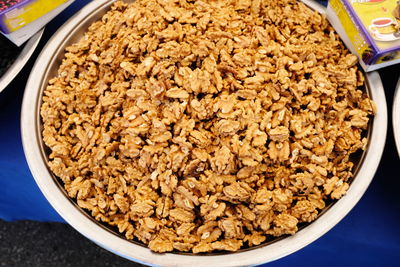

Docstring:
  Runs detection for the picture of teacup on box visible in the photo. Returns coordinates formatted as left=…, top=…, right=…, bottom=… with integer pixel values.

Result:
left=369, top=17, right=400, bottom=41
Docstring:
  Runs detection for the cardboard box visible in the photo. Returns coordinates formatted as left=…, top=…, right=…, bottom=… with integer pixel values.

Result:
left=0, top=0, right=74, bottom=46
left=327, top=0, right=400, bottom=71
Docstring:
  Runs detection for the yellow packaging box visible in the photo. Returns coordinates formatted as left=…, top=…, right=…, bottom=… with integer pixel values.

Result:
left=327, top=0, right=400, bottom=71
left=0, top=0, right=74, bottom=46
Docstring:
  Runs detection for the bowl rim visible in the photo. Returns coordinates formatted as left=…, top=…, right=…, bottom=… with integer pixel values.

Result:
left=393, top=78, right=400, bottom=158
left=0, top=29, right=44, bottom=93
left=21, top=0, right=388, bottom=266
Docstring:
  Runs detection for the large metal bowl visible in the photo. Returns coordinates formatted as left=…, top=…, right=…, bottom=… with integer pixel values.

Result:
left=21, top=0, right=388, bottom=266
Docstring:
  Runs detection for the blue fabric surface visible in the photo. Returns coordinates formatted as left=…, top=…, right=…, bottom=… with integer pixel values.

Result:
left=0, top=58, right=62, bottom=222
left=0, top=0, right=399, bottom=265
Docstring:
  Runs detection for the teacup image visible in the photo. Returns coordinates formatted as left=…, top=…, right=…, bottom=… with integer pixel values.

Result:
left=369, top=17, right=397, bottom=35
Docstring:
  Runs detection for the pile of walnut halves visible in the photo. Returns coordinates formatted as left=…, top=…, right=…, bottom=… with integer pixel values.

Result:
left=41, top=0, right=375, bottom=253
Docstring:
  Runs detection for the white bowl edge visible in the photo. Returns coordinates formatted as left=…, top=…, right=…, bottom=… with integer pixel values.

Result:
left=393, top=78, right=400, bottom=158
left=0, top=29, right=44, bottom=93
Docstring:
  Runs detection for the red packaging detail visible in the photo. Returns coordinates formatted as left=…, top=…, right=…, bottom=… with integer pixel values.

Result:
left=373, top=19, right=392, bottom=25
left=0, top=0, right=24, bottom=12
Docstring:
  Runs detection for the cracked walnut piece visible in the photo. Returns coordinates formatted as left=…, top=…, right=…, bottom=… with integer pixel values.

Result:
left=41, top=0, right=375, bottom=253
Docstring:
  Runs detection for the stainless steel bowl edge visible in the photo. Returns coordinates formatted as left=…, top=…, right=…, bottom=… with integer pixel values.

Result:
left=0, top=29, right=44, bottom=93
